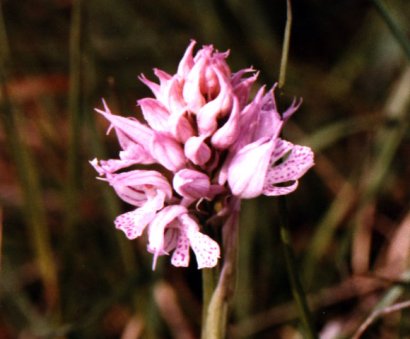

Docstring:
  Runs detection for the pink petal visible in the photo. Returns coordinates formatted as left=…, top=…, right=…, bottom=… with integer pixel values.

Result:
left=154, top=68, right=173, bottom=84
left=96, top=100, right=153, bottom=154
left=147, top=205, right=187, bottom=269
left=199, top=48, right=231, bottom=98
left=166, top=76, right=186, bottom=113
left=177, top=40, right=196, bottom=77
left=184, top=135, right=211, bottom=166
left=263, top=182, right=299, bottom=196
left=108, top=170, right=172, bottom=206
left=171, top=231, right=190, bottom=267
left=139, top=69, right=173, bottom=106
left=150, top=133, right=186, bottom=172
left=270, top=138, right=293, bottom=161
left=216, top=151, right=233, bottom=186
left=253, top=88, right=283, bottom=140
left=173, top=169, right=210, bottom=200
left=207, top=184, right=225, bottom=200
left=119, top=143, right=154, bottom=164
left=230, top=87, right=266, bottom=151
left=282, top=97, right=303, bottom=121
left=180, top=214, right=220, bottom=269
left=138, top=73, right=161, bottom=99
left=90, top=158, right=139, bottom=176
left=163, top=228, right=179, bottom=252
left=182, top=56, right=206, bottom=113
left=114, top=189, right=166, bottom=239
left=138, top=98, right=170, bottom=132
left=196, top=68, right=233, bottom=135
left=227, top=138, right=275, bottom=199
left=211, top=96, right=240, bottom=149
left=114, top=210, right=147, bottom=239
left=90, top=158, right=108, bottom=176
left=231, top=68, right=258, bottom=108
left=263, top=143, right=314, bottom=196
left=168, top=103, right=195, bottom=144
left=188, top=231, right=220, bottom=269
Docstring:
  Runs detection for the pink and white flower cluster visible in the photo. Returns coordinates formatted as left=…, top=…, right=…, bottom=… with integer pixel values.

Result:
left=91, top=40, right=314, bottom=269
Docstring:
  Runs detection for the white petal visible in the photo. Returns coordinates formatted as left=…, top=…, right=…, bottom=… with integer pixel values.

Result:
left=227, top=138, right=274, bottom=199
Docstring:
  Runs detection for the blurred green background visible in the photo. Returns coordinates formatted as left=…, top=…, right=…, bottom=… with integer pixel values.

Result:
left=0, top=0, right=409, bottom=338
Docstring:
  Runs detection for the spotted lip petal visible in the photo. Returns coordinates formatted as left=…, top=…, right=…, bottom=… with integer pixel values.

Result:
left=170, top=231, right=191, bottom=267
left=180, top=214, right=220, bottom=269
left=114, top=190, right=167, bottom=240
left=262, top=141, right=315, bottom=196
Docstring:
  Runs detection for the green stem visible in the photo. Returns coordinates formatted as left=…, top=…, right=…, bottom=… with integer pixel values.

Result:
left=371, top=0, right=410, bottom=60
left=201, top=199, right=240, bottom=339
left=278, top=197, right=317, bottom=339
left=201, top=267, right=219, bottom=336
left=278, top=0, right=292, bottom=89
left=276, top=1, right=316, bottom=336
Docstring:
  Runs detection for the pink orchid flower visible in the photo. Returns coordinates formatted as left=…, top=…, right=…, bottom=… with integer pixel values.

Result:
left=91, top=40, right=314, bottom=269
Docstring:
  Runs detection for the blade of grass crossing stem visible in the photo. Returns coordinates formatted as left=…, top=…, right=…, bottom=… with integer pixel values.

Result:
left=278, top=197, right=317, bottom=338
left=277, top=1, right=316, bottom=337
left=352, top=270, right=410, bottom=338
left=371, top=0, right=410, bottom=60
left=0, top=3, right=59, bottom=312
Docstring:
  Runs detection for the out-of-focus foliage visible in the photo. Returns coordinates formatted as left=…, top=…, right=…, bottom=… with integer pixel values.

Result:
left=0, top=0, right=409, bottom=338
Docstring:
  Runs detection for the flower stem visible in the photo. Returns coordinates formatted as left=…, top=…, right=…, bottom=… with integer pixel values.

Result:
left=276, top=2, right=316, bottom=335
left=278, top=197, right=317, bottom=338
left=201, top=266, right=220, bottom=338
left=201, top=199, right=240, bottom=339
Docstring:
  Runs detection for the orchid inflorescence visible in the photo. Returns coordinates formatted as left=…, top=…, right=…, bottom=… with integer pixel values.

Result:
left=91, top=40, right=314, bottom=269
